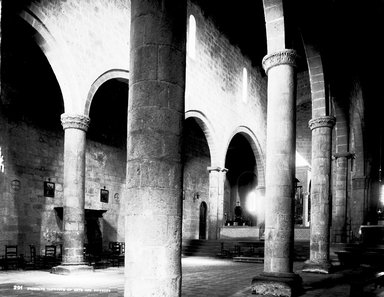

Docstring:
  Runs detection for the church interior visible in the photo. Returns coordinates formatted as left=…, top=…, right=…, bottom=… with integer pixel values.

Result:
left=1, top=0, right=384, bottom=296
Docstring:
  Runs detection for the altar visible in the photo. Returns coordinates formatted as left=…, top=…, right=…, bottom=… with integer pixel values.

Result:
left=220, top=226, right=261, bottom=239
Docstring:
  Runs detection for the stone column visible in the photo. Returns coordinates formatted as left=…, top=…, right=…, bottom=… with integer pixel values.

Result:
left=52, top=114, right=93, bottom=274
left=303, top=116, right=335, bottom=273
left=251, top=50, right=302, bottom=297
left=125, top=0, right=186, bottom=296
left=332, top=152, right=353, bottom=243
left=255, top=186, right=266, bottom=228
left=351, top=176, right=368, bottom=236
left=207, top=166, right=227, bottom=239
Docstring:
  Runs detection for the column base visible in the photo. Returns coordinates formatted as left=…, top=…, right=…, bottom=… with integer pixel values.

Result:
left=51, top=264, right=94, bottom=275
left=302, top=260, right=333, bottom=274
left=251, top=272, right=302, bottom=297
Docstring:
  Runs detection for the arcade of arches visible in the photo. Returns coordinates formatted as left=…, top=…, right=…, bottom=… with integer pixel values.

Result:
left=1, top=0, right=384, bottom=296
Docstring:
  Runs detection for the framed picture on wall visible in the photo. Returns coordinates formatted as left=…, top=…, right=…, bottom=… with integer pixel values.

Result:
left=44, top=181, right=55, bottom=198
left=100, top=188, right=109, bottom=203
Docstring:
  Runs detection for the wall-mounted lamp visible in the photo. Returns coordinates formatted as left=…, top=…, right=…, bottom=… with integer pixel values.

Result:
left=193, top=192, right=200, bottom=202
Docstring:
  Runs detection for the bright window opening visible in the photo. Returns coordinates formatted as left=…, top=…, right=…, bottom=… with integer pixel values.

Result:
left=187, top=15, right=196, bottom=59
left=242, top=68, right=248, bottom=103
left=0, top=147, right=4, bottom=173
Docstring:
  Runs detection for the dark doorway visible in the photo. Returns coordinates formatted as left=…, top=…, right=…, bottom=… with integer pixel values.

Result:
left=199, top=202, right=207, bottom=239
left=85, top=210, right=106, bottom=257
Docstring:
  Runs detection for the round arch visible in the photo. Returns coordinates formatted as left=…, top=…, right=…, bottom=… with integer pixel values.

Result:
left=225, top=126, right=265, bottom=187
left=262, top=0, right=286, bottom=53
left=85, top=69, right=130, bottom=116
left=185, top=110, right=218, bottom=167
left=20, top=9, right=80, bottom=113
left=301, top=31, right=330, bottom=118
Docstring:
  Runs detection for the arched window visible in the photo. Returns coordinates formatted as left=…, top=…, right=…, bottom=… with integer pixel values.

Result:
left=187, top=15, right=196, bottom=59
left=242, top=67, right=248, bottom=103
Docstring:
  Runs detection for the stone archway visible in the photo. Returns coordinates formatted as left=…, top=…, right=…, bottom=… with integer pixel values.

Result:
left=183, top=117, right=211, bottom=240
left=224, top=134, right=258, bottom=226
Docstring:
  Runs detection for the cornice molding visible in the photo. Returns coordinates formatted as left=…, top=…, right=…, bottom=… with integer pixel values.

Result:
left=332, top=152, right=355, bottom=160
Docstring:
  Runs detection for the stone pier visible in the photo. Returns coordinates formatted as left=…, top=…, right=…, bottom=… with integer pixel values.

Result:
left=125, top=0, right=186, bottom=296
left=52, top=114, right=93, bottom=274
left=332, top=152, right=353, bottom=243
left=251, top=50, right=302, bottom=297
left=208, top=166, right=228, bottom=239
left=303, top=116, right=335, bottom=273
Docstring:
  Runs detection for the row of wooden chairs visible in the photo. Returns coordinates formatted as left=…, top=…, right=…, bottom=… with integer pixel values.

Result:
left=1, top=242, right=126, bottom=270
left=108, top=242, right=125, bottom=267
left=0, top=244, right=61, bottom=270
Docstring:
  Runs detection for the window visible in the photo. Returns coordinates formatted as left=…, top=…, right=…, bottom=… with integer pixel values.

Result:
left=187, top=15, right=196, bottom=59
left=242, top=68, right=248, bottom=103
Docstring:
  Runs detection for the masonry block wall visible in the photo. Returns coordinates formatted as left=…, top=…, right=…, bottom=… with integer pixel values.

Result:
left=22, top=0, right=130, bottom=110
left=0, top=0, right=131, bottom=255
left=183, top=119, right=210, bottom=239
left=0, top=111, right=126, bottom=256
left=183, top=2, right=268, bottom=239
left=296, top=70, right=312, bottom=166
left=185, top=2, right=267, bottom=163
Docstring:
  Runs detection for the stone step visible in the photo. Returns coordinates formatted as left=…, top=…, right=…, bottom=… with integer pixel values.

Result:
left=233, top=256, right=264, bottom=263
left=182, top=239, right=310, bottom=260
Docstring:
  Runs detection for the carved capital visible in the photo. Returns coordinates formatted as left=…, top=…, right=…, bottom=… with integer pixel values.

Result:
left=61, top=113, right=90, bottom=132
left=308, top=116, right=335, bottom=130
left=207, top=166, right=221, bottom=173
left=207, top=166, right=228, bottom=173
left=332, top=152, right=355, bottom=160
left=262, top=49, right=298, bottom=74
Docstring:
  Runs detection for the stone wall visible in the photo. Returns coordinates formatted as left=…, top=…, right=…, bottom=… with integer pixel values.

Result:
left=20, top=0, right=130, bottom=111
left=185, top=1, right=268, bottom=166
left=182, top=2, right=268, bottom=239
left=296, top=71, right=312, bottom=166
left=0, top=115, right=126, bottom=255
left=183, top=119, right=211, bottom=239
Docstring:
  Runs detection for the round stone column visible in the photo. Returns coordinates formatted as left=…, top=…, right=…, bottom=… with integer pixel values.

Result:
left=207, top=167, right=228, bottom=239
left=303, top=116, right=335, bottom=273
left=125, top=0, right=186, bottom=296
left=332, top=152, right=352, bottom=243
left=52, top=114, right=93, bottom=274
left=251, top=50, right=302, bottom=297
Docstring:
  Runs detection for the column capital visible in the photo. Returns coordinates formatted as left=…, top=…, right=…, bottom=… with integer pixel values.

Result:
left=207, top=166, right=228, bottom=173
left=262, top=49, right=298, bottom=75
left=332, top=152, right=355, bottom=160
left=61, top=113, right=90, bottom=132
left=308, top=116, right=336, bottom=131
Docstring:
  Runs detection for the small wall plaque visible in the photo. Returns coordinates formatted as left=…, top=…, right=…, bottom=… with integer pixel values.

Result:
left=44, top=181, right=55, bottom=197
left=100, top=188, right=109, bottom=203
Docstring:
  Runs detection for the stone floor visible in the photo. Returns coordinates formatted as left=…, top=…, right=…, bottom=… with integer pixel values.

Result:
left=0, top=257, right=383, bottom=296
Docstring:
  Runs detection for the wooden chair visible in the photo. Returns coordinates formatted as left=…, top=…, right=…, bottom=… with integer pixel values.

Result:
left=4, top=245, right=20, bottom=270
left=43, top=245, right=57, bottom=268
left=118, top=242, right=125, bottom=267
left=23, top=245, right=39, bottom=269
left=108, top=242, right=125, bottom=267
